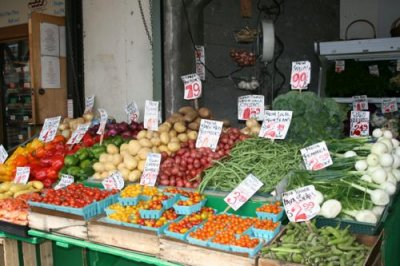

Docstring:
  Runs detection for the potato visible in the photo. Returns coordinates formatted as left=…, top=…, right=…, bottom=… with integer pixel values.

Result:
left=120, top=168, right=130, bottom=180
left=169, top=130, right=177, bottom=137
left=168, top=142, right=181, bottom=152
left=128, top=170, right=141, bottom=182
left=177, top=133, right=188, bottom=142
left=124, top=155, right=138, bottom=170
left=160, top=132, right=170, bottom=145
left=188, top=122, right=200, bottom=131
left=150, top=137, right=161, bottom=146
left=163, top=122, right=172, bottom=129
left=250, top=126, right=261, bottom=134
left=152, top=146, right=160, bottom=153
left=173, top=122, right=186, bottom=133
left=128, top=140, right=141, bottom=156
left=120, top=143, right=129, bottom=152
left=100, top=172, right=110, bottom=179
left=93, top=172, right=102, bottom=179
left=146, top=130, right=154, bottom=139
left=158, top=145, right=169, bottom=152
left=138, top=147, right=151, bottom=160
left=158, top=124, right=169, bottom=132
left=178, top=106, right=196, bottom=115
left=246, top=118, right=259, bottom=128
left=107, top=144, right=119, bottom=154
left=117, top=163, right=126, bottom=171
left=188, top=131, right=198, bottom=140
left=167, top=113, right=184, bottom=124
left=198, top=107, right=211, bottom=118
left=111, top=154, right=123, bottom=166
left=138, top=160, right=146, bottom=172
left=183, top=111, right=198, bottom=122
left=241, top=128, right=251, bottom=135
left=139, top=138, right=152, bottom=148
left=93, top=162, right=105, bottom=172
left=104, top=163, right=117, bottom=171
left=99, top=153, right=109, bottom=163
left=136, top=130, right=147, bottom=139
left=120, top=151, right=129, bottom=158
left=170, top=137, right=180, bottom=143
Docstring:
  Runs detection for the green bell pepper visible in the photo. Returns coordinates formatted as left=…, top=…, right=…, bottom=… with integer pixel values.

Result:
left=64, top=155, right=79, bottom=167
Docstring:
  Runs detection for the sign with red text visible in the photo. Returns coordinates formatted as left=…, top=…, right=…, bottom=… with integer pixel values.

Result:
left=125, top=101, right=140, bottom=123
left=14, top=167, right=30, bottom=184
left=259, top=111, right=292, bottom=140
left=350, top=111, right=369, bottom=137
left=84, top=95, right=95, bottom=114
left=140, top=153, right=162, bottom=186
left=54, top=174, right=74, bottom=190
left=300, top=141, right=332, bottom=171
left=67, top=123, right=90, bottom=145
left=195, top=45, right=205, bottom=80
left=0, top=145, right=8, bottom=164
left=282, top=185, right=320, bottom=222
left=102, top=171, right=125, bottom=190
left=381, top=98, right=398, bottom=113
left=144, top=100, right=160, bottom=131
left=196, top=119, right=223, bottom=151
left=97, top=109, right=108, bottom=135
left=39, top=116, right=61, bottom=142
left=181, top=74, right=202, bottom=100
left=224, top=174, right=263, bottom=211
left=238, top=95, right=264, bottom=121
left=335, top=60, right=345, bottom=73
left=352, top=95, right=368, bottom=111
left=290, top=61, right=311, bottom=90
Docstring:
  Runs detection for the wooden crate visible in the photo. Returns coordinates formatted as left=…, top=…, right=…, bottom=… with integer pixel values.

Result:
left=159, top=236, right=257, bottom=266
left=88, top=219, right=160, bottom=256
left=28, top=207, right=89, bottom=240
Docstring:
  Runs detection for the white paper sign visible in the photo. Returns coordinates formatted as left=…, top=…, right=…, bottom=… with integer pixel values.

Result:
left=0, top=145, right=8, bottom=164
left=14, top=167, right=30, bottom=184
left=181, top=74, right=202, bottom=100
left=67, top=99, right=74, bottom=118
left=84, top=95, right=95, bottom=114
left=195, top=45, right=205, bottom=80
left=144, top=100, right=160, bottom=131
left=381, top=98, right=398, bottom=113
left=196, top=119, right=223, bottom=151
left=290, top=61, right=311, bottom=90
left=125, top=101, right=140, bottom=123
left=59, top=26, right=66, bottom=57
left=41, top=56, right=61, bottom=89
left=140, top=153, right=162, bottom=186
left=282, top=185, right=320, bottom=222
left=369, top=65, right=379, bottom=76
left=335, top=60, right=345, bottom=73
left=54, top=174, right=74, bottom=190
left=67, top=123, right=90, bottom=145
left=224, top=174, right=263, bottom=211
left=10, top=115, right=16, bottom=121
left=97, top=109, right=108, bottom=135
left=350, top=111, right=370, bottom=137
left=352, top=95, right=368, bottom=111
left=40, top=23, right=60, bottom=56
left=238, top=95, right=265, bottom=121
left=102, top=171, right=125, bottom=190
left=39, top=116, right=61, bottom=142
left=259, top=111, right=292, bottom=139
left=300, top=141, right=333, bottom=171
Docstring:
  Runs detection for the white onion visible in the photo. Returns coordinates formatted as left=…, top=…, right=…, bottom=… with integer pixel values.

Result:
left=379, top=153, right=394, bottom=167
left=372, top=128, right=383, bottom=138
left=371, top=142, right=388, bottom=155
left=355, top=160, right=368, bottom=171
left=344, top=151, right=357, bottom=158
left=367, top=153, right=380, bottom=167
left=383, top=130, right=393, bottom=139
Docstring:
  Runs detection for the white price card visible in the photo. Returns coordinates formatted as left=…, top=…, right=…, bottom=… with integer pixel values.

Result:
left=300, top=141, right=333, bottom=171
left=97, top=109, right=108, bottom=135
left=282, top=185, right=320, bottom=222
left=125, top=101, right=140, bottom=123
left=181, top=74, right=202, bottom=100
left=144, top=100, right=160, bottom=131
left=67, top=123, right=90, bottom=145
left=102, top=171, right=125, bottom=190
left=237, top=95, right=265, bottom=121
left=290, top=61, right=311, bottom=90
left=84, top=95, right=95, bottom=114
left=259, top=111, right=292, bottom=140
left=140, top=153, right=162, bottom=186
left=381, top=98, right=398, bottom=114
left=196, top=119, right=223, bottom=151
left=350, top=111, right=370, bottom=137
left=39, top=116, right=61, bottom=143
left=195, top=45, right=205, bottom=80
left=54, top=174, right=74, bottom=190
left=14, top=167, right=30, bottom=184
left=0, top=145, right=8, bottom=164
left=352, top=95, right=368, bottom=111
left=224, top=174, right=263, bottom=211
left=335, top=60, right=345, bottom=73
left=10, top=115, right=16, bottom=120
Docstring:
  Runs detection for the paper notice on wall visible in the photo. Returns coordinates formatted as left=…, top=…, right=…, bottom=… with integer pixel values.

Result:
left=41, top=56, right=61, bottom=88
left=59, top=26, right=66, bottom=57
left=195, top=45, right=205, bottom=80
left=40, top=22, right=59, bottom=56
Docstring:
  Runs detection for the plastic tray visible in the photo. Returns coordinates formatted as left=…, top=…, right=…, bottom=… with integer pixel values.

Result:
left=139, top=208, right=164, bottom=219
left=164, top=217, right=199, bottom=241
left=173, top=199, right=207, bottom=215
left=140, top=221, right=170, bottom=235
left=118, top=196, right=140, bottom=206
left=28, top=201, right=98, bottom=220
left=104, top=207, right=116, bottom=216
left=256, top=209, right=284, bottom=222
left=252, top=224, right=281, bottom=241
left=186, top=235, right=210, bottom=247
left=97, top=193, right=119, bottom=214
left=231, top=240, right=264, bottom=257
left=162, top=194, right=179, bottom=209
left=209, top=241, right=232, bottom=252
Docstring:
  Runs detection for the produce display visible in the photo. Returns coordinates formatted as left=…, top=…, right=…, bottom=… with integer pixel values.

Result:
left=88, top=121, right=144, bottom=140
left=229, top=49, right=256, bottom=67
left=0, top=193, right=41, bottom=225
left=0, top=180, right=43, bottom=199
left=58, top=113, right=94, bottom=139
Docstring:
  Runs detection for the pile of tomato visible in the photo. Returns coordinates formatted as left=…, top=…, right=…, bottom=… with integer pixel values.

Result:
left=176, top=191, right=205, bottom=206
left=253, top=219, right=280, bottom=231
left=256, top=201, right=282, bottom=214
left=168, top=207, right=215, bottom=234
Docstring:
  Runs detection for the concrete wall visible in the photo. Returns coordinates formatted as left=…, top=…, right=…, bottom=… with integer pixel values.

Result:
left=82, top=0, right=153, bottom=122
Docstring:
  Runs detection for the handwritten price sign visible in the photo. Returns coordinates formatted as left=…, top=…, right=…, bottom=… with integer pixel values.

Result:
left=39, top=116, right=61, bottom=143
left=196, top=119, right=223, bottom=151
left=84, top=95, right=95, bottom=114
left=181, top=74, right=202, bottom=100
left=290, top=61, right=311, bottom=90
left=381, top=98, right=398, bottom=114
left=102, top=171, right=125, bottom=190
left=224, top=174, right=263, bottom=211
left=144, top=100, right=160, bottom=131
left=140, top=153, right=162, bottom=186
left=282, top=185, right=320, bottom=222
left=67, top=123, right=90, bottom=145
left=125, top=101, right=140, bottom=123
left=237, top=95, right=265, bottom=121
left=352, top=95, right=368, bottom=111
left=54, top=174, right=74, bottom=190
left=97, top=109, right=108, bottom=135
left=300, top=141, right=333, bottom=171
left=259, top=111, right=292, bottom=140
left=14, top=167, right=30, bottom=184
left=0, top=145, right=8, bottom=164
left=350, top=111, right=369, bottom=137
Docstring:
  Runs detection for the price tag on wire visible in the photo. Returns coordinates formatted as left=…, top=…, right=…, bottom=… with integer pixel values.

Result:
left=352, top=95, right=368, bottom=111
left=38, top=116, right=61, bottom=143
left=14, top=167, right=30, bottom=184
left=84, top=95, right=95, bottom=114
left=350, top=111, right=369, bottom=137
left=97, top=109, right=108, bottom=135
left=181, top=74, right=202, bottom=100
left=196, top=119, right=223, bottom=151
left=125, top=101, right=140, bottom=123
left=381, top=98, right=398, bottom=114
left=300, top=141, right=332, bottom=171
left=259, top=111, right=292, bottom=140
left=140, top=153, right=162, bottom=186
left=282, top=185, right=320, bottom=222
left=0, top=145, right=8, bottom=164
left=144, top=100, right=160, bottom=131
left=224, top=174, right=263, bottom=211
left=54, top=174, right=74, bottom=190
left=237, top=95, right=265, bottom=121
left=290, top=61, right=311, bottom=90
left=67, top=123, right=90, bottom=145
left=102, top=171, right=125, bottom=190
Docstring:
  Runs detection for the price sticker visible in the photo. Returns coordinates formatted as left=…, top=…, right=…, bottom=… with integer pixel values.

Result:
left=10, top=115, right=16, bottom=120
left=14, top=167, right=30, bottom=184
left=140, top=153, right=162, bottom=186
left=196, top=119, right=223, bottom=151
left=39, top=116, right=61, bottom=142
left=282, top=185, right=320, bottom=222
left=237, top=95, right=265, bottom=121
left=102, top=171, right=125, bottom=190
left=181, top=74, right=202, bottom=100
left=335, top=60, right=345, bottom=73
left=125, top=101, right=140, bottom=123
left=352, top=95, right=368, bottom=111
left=54, top=174, right=74, bottom=190
left=67, top=123, right=90, bottom=145
left=67, top=99, right=74, bottom=118
left=259, top=111, right=292, bottom=140
left=382, top=98, right=398, bottom=113
left=144, top=100, right=160, bottom=131
left=195, top=45, right=205, bottom=80
left=97, top=109, right=108, bottom=135
left=84, top=95, right=95, bottom=114
left=0, top=145, right=8, bottom=164
left=300, top=141, right=332, bottom=171
left=350, top=111, right=369, bottom=137
left=290, top=61, right=311, bottom=90
left=224, top=174, right=263, bottom=211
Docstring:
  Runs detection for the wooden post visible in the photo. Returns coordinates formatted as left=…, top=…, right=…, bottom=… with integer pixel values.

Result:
left=3, top=239, right=19, bottom=266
